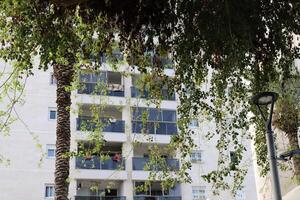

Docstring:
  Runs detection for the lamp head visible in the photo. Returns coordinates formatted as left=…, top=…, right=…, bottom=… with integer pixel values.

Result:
left=251, top=92, right=278, bottom=106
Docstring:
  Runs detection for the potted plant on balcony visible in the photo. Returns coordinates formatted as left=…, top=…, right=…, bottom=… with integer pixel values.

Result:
left=84, top=151, right=93, bottom=161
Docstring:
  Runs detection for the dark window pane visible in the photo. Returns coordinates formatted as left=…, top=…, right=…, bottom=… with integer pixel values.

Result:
left=156, top=123, right=167, bottom=135
left=132, top=107, right=144, bottom=120
left=230, top=151, right=238, bottom=164
left=135, top=182, right=150, bottom=195
left=162, top=110, right=177, bottom=122
left=98, top=72, right=107, bottom=83
left=45, top=186, right=54, bottom=197
left=132, top=121, right=143, bottom=133
left=47, top=149, right=55, bottom=157
left=146, top=122, right=155, bottom=134
left=148, top=108, right=161, bottom=121
left=166, top=123, right=178, bottom=135
left=79, top=74, right=91, bottom=82
left=50, top=74, right=57, bottom=85
left=49, top=110, right=57, bottom=119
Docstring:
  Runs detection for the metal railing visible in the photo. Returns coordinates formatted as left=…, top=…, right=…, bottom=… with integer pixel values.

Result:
left=132, top=157, right=179, bottom=171
left=75, top=196, right=126, bottom=200
left=78, top=83, right=124, bottom=97
left=76, top=156, right=125, bottom=170
left=132, top=121, right=177, bottom=135
left=77, top=118, right=125, bottom=133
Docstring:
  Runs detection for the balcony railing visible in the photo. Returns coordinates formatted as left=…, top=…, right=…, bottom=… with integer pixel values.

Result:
left=132, top=121, right=177, bottom=135
left=77, top=118, right=125, bottom=133
left=76, top=156, right=125, bottom=170
left=131, top=87, right=175, bottom=101
left=78, top=83, right=124, bottom=97
left=134, top=196, right=181, bottom=200
left=132, top=157, right=179, bottom=171
left=75, top=196, right=126, bottom=200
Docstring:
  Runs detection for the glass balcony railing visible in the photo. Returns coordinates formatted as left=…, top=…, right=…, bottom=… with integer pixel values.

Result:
left=131, top=87, right=175, bottom=101
left=75, top=196, right=126, bottom=200
left=134, top=196, right=181, bottom=200
left=78, top=83, right=124, bottom=97
left=132, top=157, right=179, bottom=171
left=75, top=156, right=125, bottom=170
left=132, top=121, right=177, bottom=135
left=77, top=118, right=125, bottom=133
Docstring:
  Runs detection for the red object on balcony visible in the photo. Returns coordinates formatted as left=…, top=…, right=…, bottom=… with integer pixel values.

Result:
left=112, top=153, right=121, bottom=162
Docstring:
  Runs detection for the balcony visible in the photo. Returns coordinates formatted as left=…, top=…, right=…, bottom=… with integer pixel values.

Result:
left=132, top=157, right=179, bottom=171
left=75, top=196, right=126, bottom=200
left=77, top=117, right=125, bottom=133
left=134, top=196, right=181, bottom=200
left=78, top=83, right=124, bottom=97
left=132, top=121, right=177, bottom=135
left=131, top=87, right=175, bottom=101
left=76, top=156, right=125, bottom=170
left=78, top=72, right=124, bottom=97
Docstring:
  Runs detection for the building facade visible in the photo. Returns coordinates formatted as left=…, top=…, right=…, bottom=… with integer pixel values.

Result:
left=0, top=61, right=258, bottom=200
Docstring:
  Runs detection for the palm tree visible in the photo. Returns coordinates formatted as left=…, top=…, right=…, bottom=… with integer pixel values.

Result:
left=53, top=64, right=74, bottom=199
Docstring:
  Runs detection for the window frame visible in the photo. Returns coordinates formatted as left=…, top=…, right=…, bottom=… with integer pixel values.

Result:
left=48, top=107, right=57, bottom=121
left=191, top=150, right=203, bottom=163
left=45, top=184, right=55, bottom=198
left=46, top=144, right=56, bottom=159
left=192, top=186, right=206, bottom=200
left=131, top=107, right=178, bottom=135
left=50, top=73, right=57, bottom=85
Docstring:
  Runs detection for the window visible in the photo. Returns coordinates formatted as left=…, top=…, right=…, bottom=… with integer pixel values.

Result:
left=134, top=181, right=169, bottom=196
left=230, top=151, right=238, bottom=170
left=49, top=108, right=57, bottom=120
left=46, top=145, right=56, bottom=159
left=189, top=119, right=199, bottom=127
left=148, top=108, right=162, bottom=121
left=191, top=150, right=202, bottom=162
left=45, top=185, right=54, bottom=198
left=192, top=186, right=206, bottom=200
left=131, top=107, right=177, bottom=135
left=135, top=181, right=150, bottom=195
left=132, top=107, right=176, bottom=122
left=50, top=73, right=57, bottom=85
left=162, top=110, right=177, bottom=122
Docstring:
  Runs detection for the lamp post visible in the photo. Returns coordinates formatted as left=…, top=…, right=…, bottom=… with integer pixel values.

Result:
left=251, top=92, right=282, bottom=200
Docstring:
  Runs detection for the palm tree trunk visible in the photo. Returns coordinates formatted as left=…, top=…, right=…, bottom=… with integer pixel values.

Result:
left=53, top=64, right=74, bottom=200
left=286, top=131, right=300, bottom=184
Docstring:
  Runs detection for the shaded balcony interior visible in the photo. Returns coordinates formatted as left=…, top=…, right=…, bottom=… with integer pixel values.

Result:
left=131, top=75, right=175, bottom=101
left=131, top=107, right=177, bottom=135
left=132, top=144, right=179, bottom=171
left=141, top=51, right=174, bottom=69
left=77, top=104, right=124, bottom=133
left=76, top=142, right=125, bottom=170
left=95, top=50, right=172, bottom=69
left=78, top=71, right=124, bottom=96
left=134, top=181, right=181, bottom=200
left=99, top=50, right=124, bottom=63
left=75, top=180, right=126, bottom=200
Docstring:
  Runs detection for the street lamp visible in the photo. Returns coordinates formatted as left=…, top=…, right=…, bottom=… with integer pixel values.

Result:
left=251, top=92, right=282, bottom=200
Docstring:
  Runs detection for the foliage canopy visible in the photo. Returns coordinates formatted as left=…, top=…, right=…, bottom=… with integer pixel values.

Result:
left=1, top=0, right=300, bottom=196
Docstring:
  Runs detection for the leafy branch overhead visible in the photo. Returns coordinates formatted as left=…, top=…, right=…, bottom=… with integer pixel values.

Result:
left=1, top=0, right=300, bottom=198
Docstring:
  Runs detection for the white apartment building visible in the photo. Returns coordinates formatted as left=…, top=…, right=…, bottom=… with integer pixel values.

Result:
left=0, top=57, right=258, bottom=200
